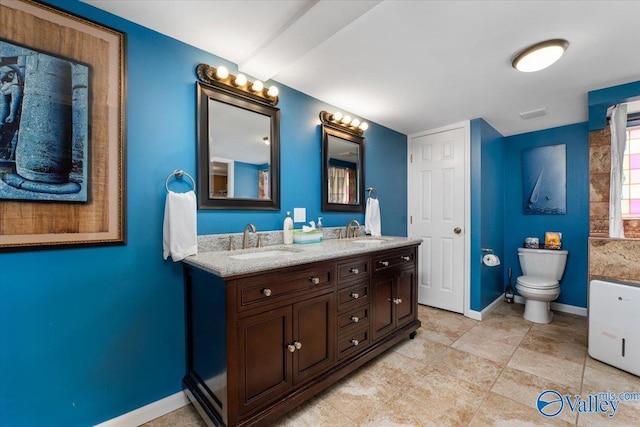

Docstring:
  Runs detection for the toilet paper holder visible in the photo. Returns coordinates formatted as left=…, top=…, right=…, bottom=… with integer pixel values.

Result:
left=480, top=248, right=501, bottom=267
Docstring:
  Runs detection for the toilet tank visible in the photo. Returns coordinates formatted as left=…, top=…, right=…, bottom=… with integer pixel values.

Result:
left=517, top=247, right=568, bottom=280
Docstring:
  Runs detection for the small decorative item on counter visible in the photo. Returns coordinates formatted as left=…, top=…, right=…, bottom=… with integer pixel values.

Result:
left=544, top=231, right=562, bottom=249
left=317, top=217, right=323, bottom=229
left=524, top=237, right=539, bottom=249
left=294, top=220, right=323, bottom=244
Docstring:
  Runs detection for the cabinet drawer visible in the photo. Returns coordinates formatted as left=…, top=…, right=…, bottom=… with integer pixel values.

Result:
left=337, top=327, right=370, bottom=360
left=337, top=282, right=369, bottom=312
left=337, top=304, right=370, bottom=336
left=235, top=264, right=333, bottom=312
left=372, top=248, right=415, bottom=274
left=336, top=257, right=369, bottom=285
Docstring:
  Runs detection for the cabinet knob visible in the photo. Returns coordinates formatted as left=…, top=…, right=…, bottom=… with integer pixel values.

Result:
left=350, top=316, right=359, bottom=323
left=350, top=292, right=359, bottom=299
left=393, top=298, right=402, bottom=305
left=379, top=261, right=389, bottom=267
left=401, top=256, right=411, bottom=261
left=351, top=339, right=359, bottom=346
left=294, top=341, right=302, bottom=350
left=262, top=288, right=272, bottom=296
left=350, top=268, right=359, bottom=274
left=309, top=276, right=320, bottom=285
left=287, top=344, right=296, bottom=353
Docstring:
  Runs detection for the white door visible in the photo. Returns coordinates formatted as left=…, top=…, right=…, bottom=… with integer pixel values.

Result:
left=409, top=124, right=468, bottom=313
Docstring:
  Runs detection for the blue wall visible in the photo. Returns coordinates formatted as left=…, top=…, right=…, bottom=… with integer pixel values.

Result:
left=0, top=1, right=407, bottom=426
left=588, top=80, right=640, bottom=130
left=470, top=119, right=505, bottom=311
left=502, top=123, right=590, bottom=308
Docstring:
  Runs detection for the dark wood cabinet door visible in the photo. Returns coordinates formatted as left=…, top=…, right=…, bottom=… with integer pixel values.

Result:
left=292, top=292, right=334, bottom=384
left=371, top=275, right=394, bottom=340
left=395, top=269, right=416, bottom=328
left=237, top=306, right=292, bottom=415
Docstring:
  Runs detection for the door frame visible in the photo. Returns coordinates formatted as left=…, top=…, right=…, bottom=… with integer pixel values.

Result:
left=407, top=121, right=471, bottom=318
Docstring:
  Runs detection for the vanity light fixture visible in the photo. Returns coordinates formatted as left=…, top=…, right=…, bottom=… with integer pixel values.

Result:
left=512, top=39, right=569, bottom=72
left=319, top=110, right=368, bottom=136
left=195, top=63, right=279, bottom=106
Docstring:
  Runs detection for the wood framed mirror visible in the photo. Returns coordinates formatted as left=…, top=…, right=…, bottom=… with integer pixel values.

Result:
left=196, top=70, right=280, bottom=210
left=320, top=111, right=365, bottom=212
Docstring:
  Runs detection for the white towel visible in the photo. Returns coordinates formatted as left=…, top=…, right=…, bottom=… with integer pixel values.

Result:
left=163, top=190, right=197, bottom=262
left=364, top=197, right=381, bottom=236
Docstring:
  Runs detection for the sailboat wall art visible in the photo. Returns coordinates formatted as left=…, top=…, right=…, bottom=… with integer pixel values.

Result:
left=522, top=144, right=566, bottom=215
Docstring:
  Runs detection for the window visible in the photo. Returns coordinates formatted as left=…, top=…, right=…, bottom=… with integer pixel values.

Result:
left=622, top=124, right=640, bottom=218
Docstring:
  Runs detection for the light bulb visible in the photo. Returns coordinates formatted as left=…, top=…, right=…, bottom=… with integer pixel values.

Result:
left=359, top=122, right=369, bottom=131
left=267, top=86, right=279, bottom=97
left=251, top=80, right=264, bottom=92
left=332, top=112, right=343, bottom=122
left=342, top=115, right=352, bottom=125
left=234, top=73, right=247, bottom=86
left=215, top=66, right=229, bottom=79
left=350, top=119, right=360, bottom=128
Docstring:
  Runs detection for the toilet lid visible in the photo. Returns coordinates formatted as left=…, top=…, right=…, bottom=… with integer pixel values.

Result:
left=517, top=275, right=558, bottom=289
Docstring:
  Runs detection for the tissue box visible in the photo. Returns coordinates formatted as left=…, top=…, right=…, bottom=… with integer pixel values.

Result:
left=293, top=230, right=323, bottom=244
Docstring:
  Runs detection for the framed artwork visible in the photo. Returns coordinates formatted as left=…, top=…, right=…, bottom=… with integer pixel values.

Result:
left=522, top=144, right=566, bottom=215
left=0, top=0, right=126, bottom=250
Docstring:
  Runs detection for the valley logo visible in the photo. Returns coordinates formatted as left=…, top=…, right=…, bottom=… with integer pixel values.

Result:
left=537, top=389, right=640, bottom=418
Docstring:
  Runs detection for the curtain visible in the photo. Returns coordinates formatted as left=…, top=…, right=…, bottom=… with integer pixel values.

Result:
left=609, top=103, right=627, bottom=238
left=328, top=167, right=349, bottom=204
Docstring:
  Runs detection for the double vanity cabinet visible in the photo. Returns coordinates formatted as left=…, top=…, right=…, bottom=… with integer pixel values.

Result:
left=182, top=237, right=421, bottom=426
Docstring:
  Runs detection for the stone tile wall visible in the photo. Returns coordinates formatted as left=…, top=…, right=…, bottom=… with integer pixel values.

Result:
left=589, top=128, right=640, bottom=238
left=588, top=238, right=640, bottom=285
left=588, top=129, right=640, bottom=286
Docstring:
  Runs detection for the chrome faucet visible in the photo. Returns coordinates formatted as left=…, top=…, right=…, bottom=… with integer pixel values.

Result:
left=345, top=219, right=361, bottom=239
left=242, top=223, right=257, bottom=249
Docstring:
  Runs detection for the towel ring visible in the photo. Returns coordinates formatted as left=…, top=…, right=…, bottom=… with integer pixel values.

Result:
left=367, top=187, right=378, bottom=199
left=165, top=169, right=195, bottom=193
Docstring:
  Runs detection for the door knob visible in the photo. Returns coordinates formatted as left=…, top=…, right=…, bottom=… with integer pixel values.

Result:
left=454, top=227, right=462, bottom=234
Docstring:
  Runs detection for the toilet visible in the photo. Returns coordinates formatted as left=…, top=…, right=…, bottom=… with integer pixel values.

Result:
left=515, top=247, right=568, bottom=324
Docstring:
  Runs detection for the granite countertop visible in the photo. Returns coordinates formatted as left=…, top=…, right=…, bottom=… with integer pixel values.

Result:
left=182, top=235, right=422, bottom=278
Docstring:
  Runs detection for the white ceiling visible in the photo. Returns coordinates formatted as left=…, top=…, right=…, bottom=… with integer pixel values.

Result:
left=84, top=0, right=640, bottom=136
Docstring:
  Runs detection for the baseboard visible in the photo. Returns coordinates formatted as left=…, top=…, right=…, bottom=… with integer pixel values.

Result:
left=513, top=295, right=587, bottom=317
left=93, top=391, right=189, bottom=427
left=467, top=293, right=504, bottom=321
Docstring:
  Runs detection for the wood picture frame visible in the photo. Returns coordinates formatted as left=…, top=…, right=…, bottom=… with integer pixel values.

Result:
left=0, top=0, right=126, bottom=251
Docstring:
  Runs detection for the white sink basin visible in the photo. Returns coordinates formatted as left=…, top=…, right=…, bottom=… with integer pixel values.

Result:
left=229, top=250, right=296, bottom=260
left=350, top=239, right=387, bottom=244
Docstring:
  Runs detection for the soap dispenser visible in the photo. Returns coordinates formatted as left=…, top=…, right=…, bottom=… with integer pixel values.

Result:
left=317, top=217, right=323, bottom=229
left=283, top=211, right=293, bottom=244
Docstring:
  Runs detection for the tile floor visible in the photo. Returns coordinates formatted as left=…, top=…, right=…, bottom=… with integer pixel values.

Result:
left=142, top=303, right=640, bottom=426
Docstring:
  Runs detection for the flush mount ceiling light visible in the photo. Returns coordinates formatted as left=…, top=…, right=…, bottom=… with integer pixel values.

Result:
left=512, top=39, right=569, bottom=72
